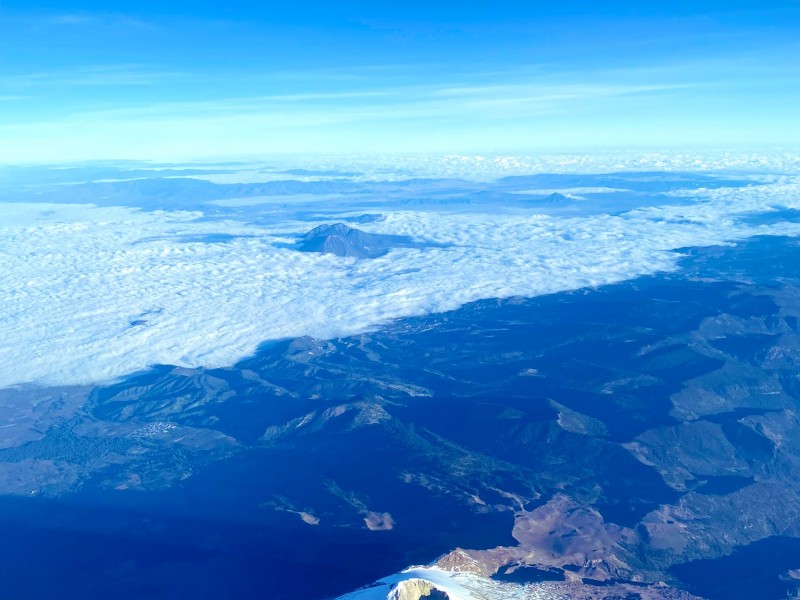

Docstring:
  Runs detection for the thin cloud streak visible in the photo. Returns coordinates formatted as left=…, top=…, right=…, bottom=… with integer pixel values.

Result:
left=0, top=77, right=703, bottom=126
left=0, top=65, right=183, bottom=89
left=0, top=54, right=795, bottom=161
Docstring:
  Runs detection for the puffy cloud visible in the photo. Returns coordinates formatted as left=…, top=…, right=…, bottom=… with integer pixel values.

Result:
left=1, top=181, right=800, bottom=389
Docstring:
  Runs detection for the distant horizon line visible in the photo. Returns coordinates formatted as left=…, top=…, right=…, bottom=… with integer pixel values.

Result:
left=2, top=145, right=799, bottom=168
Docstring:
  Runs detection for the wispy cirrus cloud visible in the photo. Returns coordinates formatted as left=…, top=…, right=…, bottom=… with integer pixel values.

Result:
left=0, top=75, right=702, bottom=125
left=35, top=11, right=157, bottom=30
left=0, top=65, right=182, bottom=89
left=0, top=54, right=795, bottom=160
left=44, top=14, right=96, bottom=26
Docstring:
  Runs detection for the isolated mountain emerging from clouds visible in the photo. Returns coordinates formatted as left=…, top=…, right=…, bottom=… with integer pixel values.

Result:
left=297, top=223, right=424, bottom=259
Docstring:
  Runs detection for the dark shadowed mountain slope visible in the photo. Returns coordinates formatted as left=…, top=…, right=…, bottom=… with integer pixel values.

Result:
left=297, top=223, right=425, bottom=258
left=4, top=237, right=800, bottom=598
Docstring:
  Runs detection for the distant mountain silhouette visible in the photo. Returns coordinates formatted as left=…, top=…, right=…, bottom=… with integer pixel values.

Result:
left=348, top=213, right=386, bottom=224
left=536, top=192, right=574, bottom=206
left=297, top=223, right=417, bottom=258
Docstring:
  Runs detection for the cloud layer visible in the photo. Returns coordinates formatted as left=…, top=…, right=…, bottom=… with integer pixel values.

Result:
left=2, top=179, right=800, bottom=388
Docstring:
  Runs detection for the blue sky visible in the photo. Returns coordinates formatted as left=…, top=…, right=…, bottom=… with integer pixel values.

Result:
left=0, top=1, right=798, bottom=162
